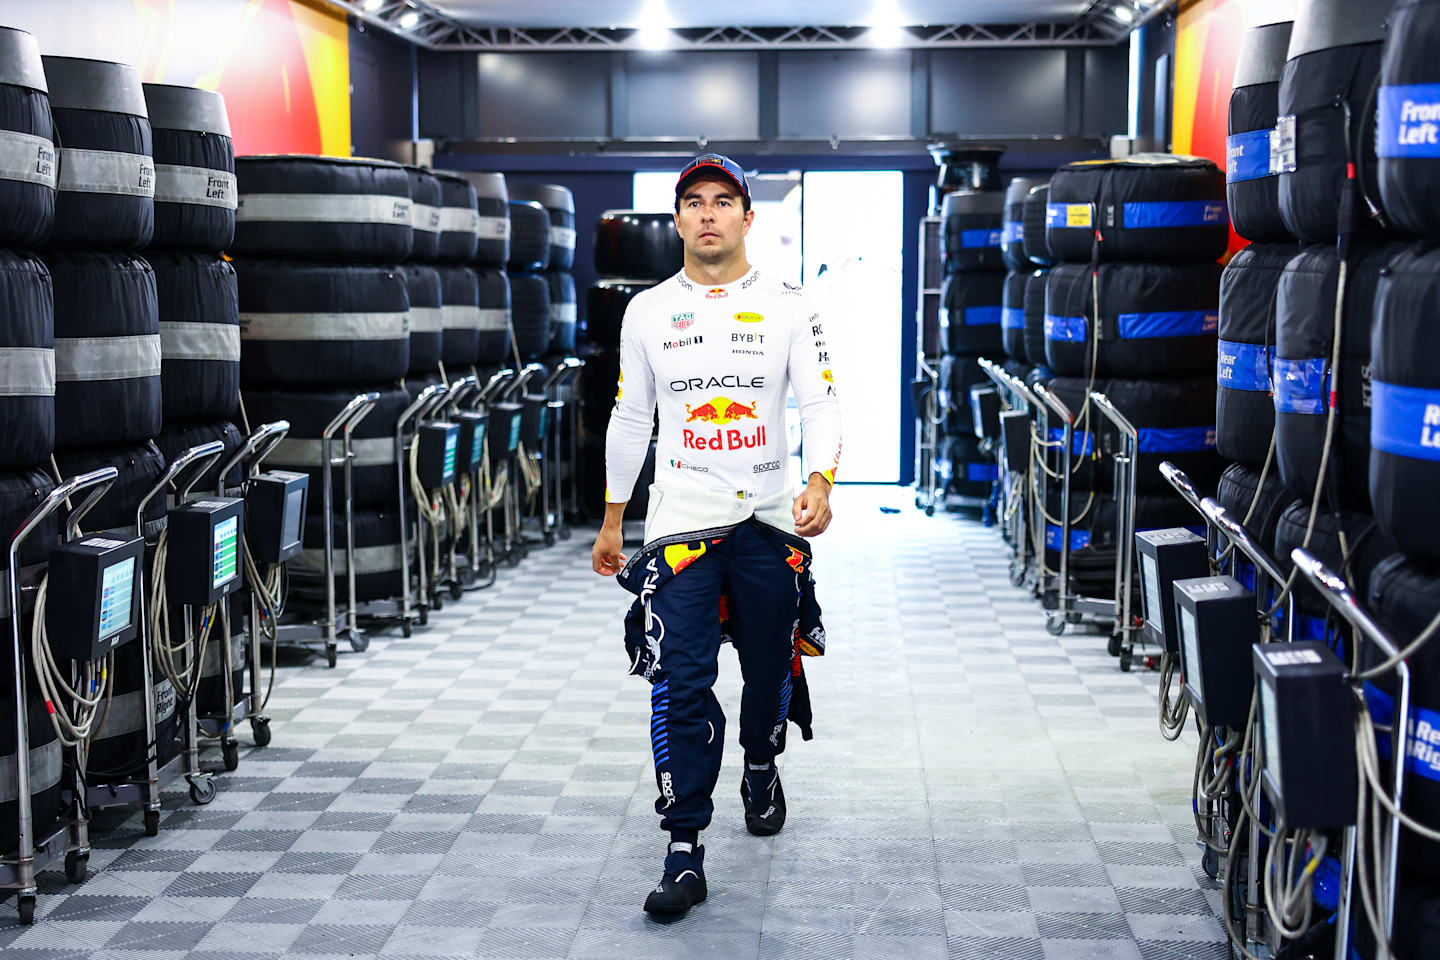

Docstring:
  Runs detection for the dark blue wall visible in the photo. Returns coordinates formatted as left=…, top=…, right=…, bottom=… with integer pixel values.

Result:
left=348, top=19, right=415, bottom=159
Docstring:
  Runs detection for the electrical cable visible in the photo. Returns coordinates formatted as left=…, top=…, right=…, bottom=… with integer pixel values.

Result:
left=1158, top=651, right=1189, bottom=740
left=29, top=575, right=112, bottom=750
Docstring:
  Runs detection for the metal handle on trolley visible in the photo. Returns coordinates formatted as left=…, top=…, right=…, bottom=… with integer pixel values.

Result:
left=324, top=391, right=381, bottom=440
left=214, top=420, right=291, bottom=495
left=399, top=382, right=448, bottom=434
left=1031, top=381, right=1072, bottom=423
left=1290, top=549, right=1401, bottom=662
left=132, top=440, right=226, bottom=537
left=442, top=375, right=478, bottom=416
left=474, top=369, right=515, bottom=408
left=1199, top=497, right=1287, bottom=586
left=543, top=356, right=583, bottom=391
left=1087, top=391, right=1136, bottom=440
left=416, top=383, right=453, bottom=424
left=508, top=362, right=547, bottom=400
left=1159, top=461, right=1204, bottom=514
left=9, top=466, right=117, bottom=629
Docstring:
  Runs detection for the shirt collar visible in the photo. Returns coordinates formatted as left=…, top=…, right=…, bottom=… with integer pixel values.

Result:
left=678, top=267, right=759, bottom=299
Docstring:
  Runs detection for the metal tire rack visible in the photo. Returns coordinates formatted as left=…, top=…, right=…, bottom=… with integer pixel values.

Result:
left=1157, top=460, right=1416, bottom=960
left=273, top=392, right=379, bottom=668
left=978, top=359, right=1039, bottom=590
left=3, top=468, right=117, bottom=924
left=540, top=358, right=584, bottom=545
left=914, top=215, right=943, bottom=516
left=191, top=422, right=293, bottom=773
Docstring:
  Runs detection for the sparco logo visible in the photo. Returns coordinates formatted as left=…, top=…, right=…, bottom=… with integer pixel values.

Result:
left=753, top=460, right=782, bottom=474
left=670, top=374, right=764, bottom=392
left=660, top=771, right=676, bottom=808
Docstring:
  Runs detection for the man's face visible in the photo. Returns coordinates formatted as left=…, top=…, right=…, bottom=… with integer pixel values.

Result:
left=673, top=176, right=753, bottom=264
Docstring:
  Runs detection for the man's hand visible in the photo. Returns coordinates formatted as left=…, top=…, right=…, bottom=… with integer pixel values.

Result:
left=593, top=524, right=627, bottom=575
left=792, top=474, right=833, bottom=538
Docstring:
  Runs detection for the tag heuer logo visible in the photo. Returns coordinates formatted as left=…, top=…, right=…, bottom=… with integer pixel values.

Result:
left=671, top=312, right=694, bottom=331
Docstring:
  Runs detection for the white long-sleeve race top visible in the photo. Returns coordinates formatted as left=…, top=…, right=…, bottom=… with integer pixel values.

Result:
left=605, top=266, right=842, bottom=505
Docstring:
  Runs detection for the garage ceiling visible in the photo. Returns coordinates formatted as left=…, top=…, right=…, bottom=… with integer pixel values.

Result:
left=427, top=1, right=1092, bottom=28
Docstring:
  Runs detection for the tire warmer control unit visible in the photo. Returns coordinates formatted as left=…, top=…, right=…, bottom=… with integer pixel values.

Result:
left=166, top=499, right=244, bottom=606
left=45, top=535, right=145, bottom=660
left=1136, top=529, right=1209, bottom=655
left=245, top=471, right=308, bottom=565
left=1174, top=576, right=1258, bottom=730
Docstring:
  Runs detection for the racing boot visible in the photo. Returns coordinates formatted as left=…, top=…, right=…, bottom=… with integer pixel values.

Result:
left=740, top=760, right=786, bottom=836
left=643, top=842, right=707, bottom=918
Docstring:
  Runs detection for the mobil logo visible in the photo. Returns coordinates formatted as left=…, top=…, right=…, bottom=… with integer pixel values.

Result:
left=682, top=395, right=759, bottom=425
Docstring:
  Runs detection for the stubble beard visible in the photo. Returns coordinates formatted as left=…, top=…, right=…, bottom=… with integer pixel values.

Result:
left=690, top=237, right=733, bottom=265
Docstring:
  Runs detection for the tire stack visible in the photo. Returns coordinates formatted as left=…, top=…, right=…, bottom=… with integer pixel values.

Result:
left=231, top=155, right=415, bottom=605
left=0, top=26, right=63, bottom=853
left=468, top=171, right=512, bottom=382
left=36, top=56, right=185, bottom=782
left=1040, top=154, right=1229, bottom=596
left=510, top=183, right=577, bottom=362
left=1019, top=181, right=1057, bottom=382
left=506, top=195, right=553, bottom=367
left=936, top=189, right=1006, bottom=502
left=1360, top=1, right=1440, bottom=908
left=577, top=210, right=680, bottom=518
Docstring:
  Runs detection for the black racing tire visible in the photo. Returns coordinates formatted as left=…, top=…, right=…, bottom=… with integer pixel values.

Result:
left=578, top=346, right=620, bottom=436
left=1022, top=268, right=1049, bottom=368
left=0, top=28, right=55, bottom=249
left=1274, top=243, right=1404, bottom=510
left=1274, top=499, right=1395, bottom=623
left=594, top=211, right=683, bottom=281
left=1002, top=177, right=1045, bottom=271
left=1216, top=243, right=1294, bottom=467
left=507, top=200, right=551, bottom=273
left=1377, top=0, right=1440, bottom=236
left=243, top=386, right=410, bottom=511
left=1214, top=461, right=1290, bottom=556
left=434, top=170, right=480, bottom=263
left=1046, top=155, right=1228, bottom=263
left=1090, top=376, right=1223, bottom=496
left=940, top=270, right=1005, bottom=356
left=1020, top=183, right=1055, bottom=267
left=509, top=272, right=551, bottom=362
left=1225, top=22, right=1292, bottom=244
left=940, top=191, right=1005, bottom=273
left=42, top=56, right=154, bottom=250
left=471, top=172, right=510, bottom=268
left=1002, top=270, right=1028, bottom=361
left=142, top=83, right=236, bottom=252
left=43, top=251, right=161, bottom=451
left=1277, top=8, right=1390, bottom=244
left=0, top=251, right=54, bottom=469
left=0, top=468, right=60, bottom=570
left=546, top=270, right=577, bottom=356
left=438, top=264, right=481, bottom=368
left=510, top=183, right=576, bottom=271
left=151, top=252, right=239, bottom=423
left=400, top=263, right=444, bottom=376
left=292, top=505, right=409, bottom=603
left=233, top=155, right=412, bottom=262
left=1043, top=260, right=1222, bottom=379
left=475, top=266, right=512, bottom=367
left=403, top=165, right=443, bottom=262
left=235, top=260, right=410, bottom=387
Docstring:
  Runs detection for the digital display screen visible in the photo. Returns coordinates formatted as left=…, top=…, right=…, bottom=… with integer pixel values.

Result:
left=213, top=515, right=239, bottom=587
left=1141, top=553, right=1161, bottom=626
left=444, top=431, right=458, bottom=479
left=282, top=487, right=305, bottom=549
left=509, top=416, right=521, bottom=450
left=470, top=424, right=486, bottom=467
left=1260, top=680, right=1282, bottom=786
left=1180, top=606, right=1202, bottom=700
left=98, top=557, right=135, bottom=640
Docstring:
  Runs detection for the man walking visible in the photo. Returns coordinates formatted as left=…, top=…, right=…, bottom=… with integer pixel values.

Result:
left=592, top=154, right=842, bottom=918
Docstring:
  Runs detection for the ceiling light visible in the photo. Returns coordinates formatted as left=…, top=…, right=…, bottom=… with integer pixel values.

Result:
left=398, top=9, right=420, bottom=28
left=1113, top=4, right=1136, bottom=23
left=635, top=0, right=670, bottom=50
left=867, top=1, right=905, bottom=48
left=361, top=0, right=384, bottom=10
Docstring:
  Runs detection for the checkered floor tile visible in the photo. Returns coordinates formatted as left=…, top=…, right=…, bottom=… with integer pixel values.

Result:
left=2, top=487, right=1220, bottom=959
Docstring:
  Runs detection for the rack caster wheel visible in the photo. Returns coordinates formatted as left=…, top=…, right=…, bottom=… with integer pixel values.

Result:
left=449, top=582, right=462, bottom=602
left=418, top=607, right=429, bottom=627
left=432, top=595, right=444, bottom=611
left=222, top=739, right=240, bottom=772
left=543, top=531, right=556, bottom=547
left=1202, top=847, right=1220, bottom=881
left=325, top=645, right=337, bottom=668
left=349, top=631, right=369, bottom=653
left=1107, top=633, right=1123, bottom=657
left=402, top=622, right=413, bottom=638
left=506, top=550, right=521, bottom=568
left=188, top=777, right=216, bottom=806
left=252, top=715, right=271, bottom=748
left=1045, top=614, right=1066, bottom=636
left=520, top=543, right=531, bottom=559
left=143, top=809, right=161, bottom=837
left=1009, top=563, right=1025, bottom=587
left=925, top=504, right=935, bottom=517
left=558, top=526, right=572, bottom=541
left=17, top=893, right=35, bottom=924
left=64, top=850, right=88, bottom=885
left=1119, top=648, right=1133, bottom=672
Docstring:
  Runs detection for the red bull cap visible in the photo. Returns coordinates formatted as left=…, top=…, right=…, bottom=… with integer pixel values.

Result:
left=676, top=154, right=750, bottom=205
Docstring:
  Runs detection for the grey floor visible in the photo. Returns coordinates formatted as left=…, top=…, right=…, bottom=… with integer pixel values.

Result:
left=2, top=487, right=1226, bottom=959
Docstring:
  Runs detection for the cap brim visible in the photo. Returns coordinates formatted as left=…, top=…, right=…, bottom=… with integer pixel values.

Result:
left=675, top=164, right=747, bottom=198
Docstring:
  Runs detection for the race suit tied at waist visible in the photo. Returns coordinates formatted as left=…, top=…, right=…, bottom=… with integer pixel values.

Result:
left=616, top=516, right=825, bottom=741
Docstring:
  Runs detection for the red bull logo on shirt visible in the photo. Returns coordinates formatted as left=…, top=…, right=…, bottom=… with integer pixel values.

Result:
left=683, top=396, right=758, bottom=425
left=683, top=397, right=764, bottom=451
